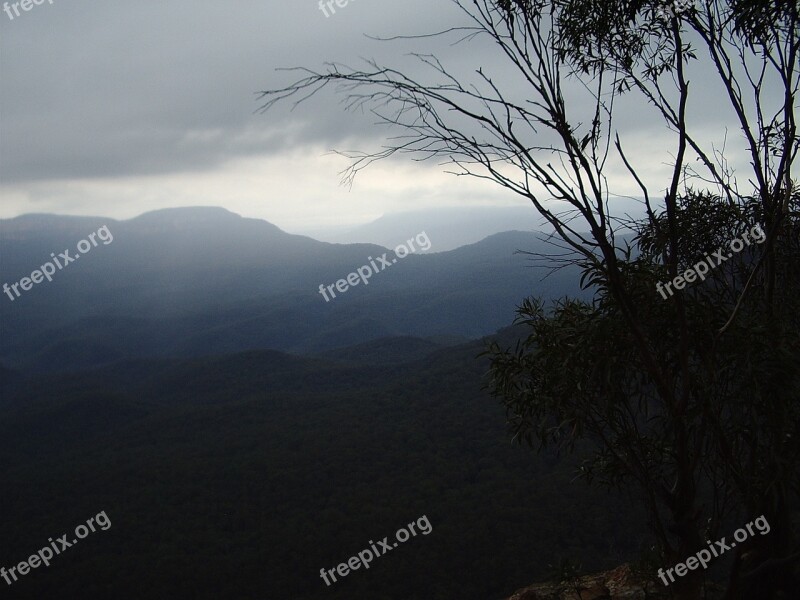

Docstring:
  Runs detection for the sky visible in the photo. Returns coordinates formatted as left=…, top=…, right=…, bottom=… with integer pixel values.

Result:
left=0, top=0, right=759, bottom=234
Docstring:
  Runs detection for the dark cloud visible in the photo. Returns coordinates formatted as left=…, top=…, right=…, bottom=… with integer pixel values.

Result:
left=0, top=0, right=467, bottom=183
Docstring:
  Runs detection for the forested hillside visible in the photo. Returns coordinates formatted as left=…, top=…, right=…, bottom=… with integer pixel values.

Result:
left=0, top=332, right=647, bottom=599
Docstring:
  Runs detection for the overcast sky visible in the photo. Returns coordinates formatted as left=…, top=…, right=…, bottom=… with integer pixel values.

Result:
left=0, top=0, right=758, bottom=233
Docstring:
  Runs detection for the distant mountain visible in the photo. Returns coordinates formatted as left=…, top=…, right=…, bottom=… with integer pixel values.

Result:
left=312, top=335, right=450, bottom=366
left=303, top=205, right=543, bottom=251
left=299, top=200, right=649, bottom=252
left=0, top=207, right=589, bottom=373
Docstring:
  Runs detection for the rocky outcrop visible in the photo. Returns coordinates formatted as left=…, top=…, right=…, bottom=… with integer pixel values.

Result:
left=504, top=564, right=667, bottom=600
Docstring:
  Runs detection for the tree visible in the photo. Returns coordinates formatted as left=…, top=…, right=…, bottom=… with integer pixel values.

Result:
left=258, top=2, right=799, bottom=598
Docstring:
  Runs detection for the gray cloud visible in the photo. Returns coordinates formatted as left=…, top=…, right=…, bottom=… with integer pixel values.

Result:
left=0, top=0, right=467, bottom=183
left=0, top=0, right=775, bottom=224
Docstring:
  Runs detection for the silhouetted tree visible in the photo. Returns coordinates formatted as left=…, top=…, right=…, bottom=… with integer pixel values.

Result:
left=258, top=2, right=799, bottom=598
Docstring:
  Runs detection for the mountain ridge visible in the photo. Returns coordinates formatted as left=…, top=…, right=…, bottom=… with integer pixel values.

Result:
left=1, top=208, right=587, bottom=373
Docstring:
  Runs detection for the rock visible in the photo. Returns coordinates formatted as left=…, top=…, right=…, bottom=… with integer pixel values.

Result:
left=504, top=563, right=658, bottom=600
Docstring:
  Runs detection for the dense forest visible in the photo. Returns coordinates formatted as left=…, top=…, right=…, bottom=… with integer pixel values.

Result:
left=0, top=331, right=648, bottom=599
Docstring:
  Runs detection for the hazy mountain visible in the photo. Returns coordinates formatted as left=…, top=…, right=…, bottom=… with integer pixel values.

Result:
left=299, top=201, right=650, bottom=252
left=301, top=205, right=543, bottom=251
left=0, top=207, right=644, bottom=600
left=312, top=335, right=451, bottom=366
left=1, top=207, right=587, bottom=373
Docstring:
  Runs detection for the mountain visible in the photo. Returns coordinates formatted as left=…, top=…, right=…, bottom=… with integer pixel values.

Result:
left=0, top=332, right=649, bottom=600
left=303, top=205, right=543, bottom=251
left=299, top=201, right=649, bottom=252
left=0, top=208, right=650, bottom=600
left=0, top=207, right=588, bottom=373
left=312, top=335, right=452, bottom=365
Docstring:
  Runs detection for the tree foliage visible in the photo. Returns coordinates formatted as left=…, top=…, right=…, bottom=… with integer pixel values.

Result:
left=258, top=1, right=800, bottom=598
